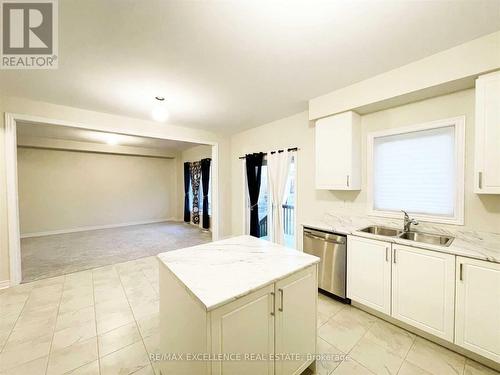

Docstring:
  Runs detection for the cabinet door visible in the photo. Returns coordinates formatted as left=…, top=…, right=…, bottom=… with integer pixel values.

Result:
left=455, top=257, right=500, bottom=362
left=275, top=265, right=317, bottom=375
left=347, top=236, right=391, bottom=315
left=475, top=71, right=500, bottom=194
left=315, top=111, right=361, bottom=190
left=392, top=245, right=455, bottom=341
left=211, top=285, right=275, bottom=375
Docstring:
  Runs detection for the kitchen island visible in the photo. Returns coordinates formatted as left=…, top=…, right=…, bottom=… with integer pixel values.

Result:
left=157, top=235, right=320, bottom=375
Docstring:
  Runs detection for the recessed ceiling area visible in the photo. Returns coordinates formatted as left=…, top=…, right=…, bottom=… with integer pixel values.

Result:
left=1, top=1, right=500, bottom=133
left=16, top=122, right=203, bottom=153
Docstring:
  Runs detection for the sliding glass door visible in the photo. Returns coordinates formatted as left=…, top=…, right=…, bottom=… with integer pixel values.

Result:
left=283, top=155, right=296, bottom=248
left=244, top=155, right=296, bottom=248
left=257, top=162, right=270, bottom=240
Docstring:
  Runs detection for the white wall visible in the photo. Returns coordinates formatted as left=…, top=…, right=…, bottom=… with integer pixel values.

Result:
left=309, top=31, right=500, bottom=119
left=0, top=97, right=232, bottom=283
left=182, top=144, right=212, bottom=162
left=231, top=89, right=500, bottom=247
left=17, top=147, right=177, bottom=235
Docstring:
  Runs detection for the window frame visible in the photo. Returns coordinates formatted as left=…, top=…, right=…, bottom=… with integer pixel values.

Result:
left=366, top=116, right=465, bottom=225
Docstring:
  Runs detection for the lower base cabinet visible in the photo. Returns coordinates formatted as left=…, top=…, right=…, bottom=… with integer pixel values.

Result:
left=347, top=234, right=500, bottom=364
left=347, top=236, right=391, bottom=315
left=455, top=257, right=500, bottom=363
left=275, top=268, right=317, bottom=375
left=211, top=285, right=275, bottom=375
left=391, top=244, right=455, bottom=341
left=211, top=265, right=317, bottom=375
left=161, top=264, right=318, bottom=375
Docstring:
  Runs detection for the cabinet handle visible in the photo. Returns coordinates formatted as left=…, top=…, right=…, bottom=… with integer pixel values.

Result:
left=270, top=292, right=275, bottom=316
left=304, top=232, right=345, bottom=244
left=385, top=247, right=389, bottom=262
left=278, top=288, right=284, bottom=312
left=346, top=175, right=350, bottom=187
left=478, top=172, right=483, bottom=189
left=393, top=248, right=397, bottom=264
left=459, top=263, right=463, bottom=281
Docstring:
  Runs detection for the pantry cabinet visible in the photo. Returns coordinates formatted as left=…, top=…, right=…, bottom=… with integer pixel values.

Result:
left=391, top=244, right=455, bottom=341
left=455, top=257, right=500, bottom=363
left=315, top=111, right=361, bottom=190
left=347, top=236, right=391, bottom=315
left=474, top=71, right=500, bottom=194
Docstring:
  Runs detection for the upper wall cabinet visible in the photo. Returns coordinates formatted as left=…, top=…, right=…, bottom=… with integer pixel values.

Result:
left=315, top=111, right=361, bottom=190
left=474, top=71, right=500, bottom=194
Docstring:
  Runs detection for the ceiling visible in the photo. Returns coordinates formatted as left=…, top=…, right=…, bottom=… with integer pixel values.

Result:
left=1, top=1, right=499, bottom=134
left=17, top=122, right=201, bottom=151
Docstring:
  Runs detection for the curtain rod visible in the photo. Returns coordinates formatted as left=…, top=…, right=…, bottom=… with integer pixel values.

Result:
left=238, top=147, right=298, bottom=160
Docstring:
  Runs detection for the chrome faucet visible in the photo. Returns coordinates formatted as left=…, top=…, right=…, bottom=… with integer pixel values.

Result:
left=402, top=210, right=419, bottom=232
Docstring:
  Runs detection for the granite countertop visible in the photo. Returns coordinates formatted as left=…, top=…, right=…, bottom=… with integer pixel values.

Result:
left=157, top=235, right=320, bottom=311
left=302, top=213, right=500, bottom=264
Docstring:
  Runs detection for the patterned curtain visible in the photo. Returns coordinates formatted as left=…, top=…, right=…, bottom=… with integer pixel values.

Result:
left=190, top=161, right=202, bottom=225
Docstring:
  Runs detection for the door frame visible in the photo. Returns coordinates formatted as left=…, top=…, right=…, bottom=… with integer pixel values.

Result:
left=4, top=112, right=220, bottom=286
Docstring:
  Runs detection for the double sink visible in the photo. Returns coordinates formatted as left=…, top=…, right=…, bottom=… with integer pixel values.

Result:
left=359, top=226, right=454, bottom=247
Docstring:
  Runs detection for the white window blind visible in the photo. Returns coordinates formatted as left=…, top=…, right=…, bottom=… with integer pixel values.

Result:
left=373, top=126, right=456, bottom=217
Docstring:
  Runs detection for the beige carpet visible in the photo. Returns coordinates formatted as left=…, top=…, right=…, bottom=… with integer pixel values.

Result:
left=21, top=221, right=212, bottom=283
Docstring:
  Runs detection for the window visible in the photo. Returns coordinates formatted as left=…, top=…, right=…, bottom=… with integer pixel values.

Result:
left=368, top=117, right=465, bottom=225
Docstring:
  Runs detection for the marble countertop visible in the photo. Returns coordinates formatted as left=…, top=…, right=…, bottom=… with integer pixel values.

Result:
left=157, top=235, right=320, bottom=311
left=302, top=213, right=500, bottom=263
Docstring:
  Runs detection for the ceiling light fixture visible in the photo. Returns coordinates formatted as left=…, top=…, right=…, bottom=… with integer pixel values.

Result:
left=152, top=96, right=169, bottom=122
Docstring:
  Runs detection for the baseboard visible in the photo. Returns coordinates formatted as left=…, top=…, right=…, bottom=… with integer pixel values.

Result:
left=20, top=218, right=175, bottom=239
left=0, top=280, right=10, bottom=290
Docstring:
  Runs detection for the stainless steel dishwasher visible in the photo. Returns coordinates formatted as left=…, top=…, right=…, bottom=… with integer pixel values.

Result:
left=303, top=227, right=347, bottom=299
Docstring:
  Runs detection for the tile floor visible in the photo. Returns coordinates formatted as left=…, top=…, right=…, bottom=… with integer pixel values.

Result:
left=0, top=256, right=498, bottom=375
left=309, top=294, right=498, bottom=375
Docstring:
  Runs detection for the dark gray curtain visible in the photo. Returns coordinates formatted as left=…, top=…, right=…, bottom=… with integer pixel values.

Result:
left=183, top=162, right=191, bottom=223
left=201, top=158, right=211, bottom=230
left=245, top=153, right=264, bottom=237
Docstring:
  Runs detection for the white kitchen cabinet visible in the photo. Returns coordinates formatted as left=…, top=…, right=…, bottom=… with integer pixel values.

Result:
left=275, top=266, right=317, bottom=375
left=211, top=266, right=317, bottom=375
left=211, top=285, right=275, bottom=375
left=474, top=71, right=500, bottom=194
left=315, top=111, right=361, bottom=190
left=159, top=241, right=318, bottom=375
left=455, top=257, right=500, bottom=362
left=391, top=244, right=455, bottom=341
left=347, top=236, right=391, bottom=315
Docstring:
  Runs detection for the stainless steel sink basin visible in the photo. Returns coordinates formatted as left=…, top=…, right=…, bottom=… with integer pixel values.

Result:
left=359, top=226, right=401, bottom=237
left=398, top=231, right=454, bottom=247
